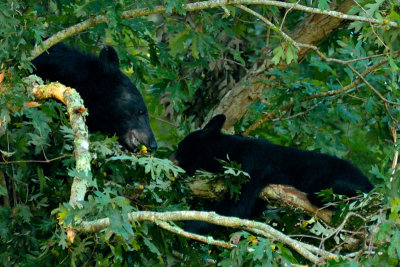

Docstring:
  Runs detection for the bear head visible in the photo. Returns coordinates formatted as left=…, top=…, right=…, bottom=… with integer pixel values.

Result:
left=91, top=46, right=157, bottom=151
left=170, top=114, right=226, bottom=175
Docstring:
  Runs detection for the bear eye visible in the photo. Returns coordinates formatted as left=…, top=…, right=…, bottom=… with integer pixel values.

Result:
left=138, top=110, right=145, bottom=115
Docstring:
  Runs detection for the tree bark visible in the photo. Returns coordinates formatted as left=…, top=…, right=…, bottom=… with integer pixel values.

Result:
left=206, top=0, right=355, bottom=131
left=188, top=179, right=332, bottom=223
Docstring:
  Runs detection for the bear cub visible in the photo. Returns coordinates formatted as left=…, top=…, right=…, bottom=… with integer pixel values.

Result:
left=170, top=114, right=373, bottom=234
left=32, top=43, right=157, bottom=151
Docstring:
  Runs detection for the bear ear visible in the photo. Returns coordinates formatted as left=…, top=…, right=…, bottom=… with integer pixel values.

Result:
left=203, top=114, right=226, bottom=135
left=99, top=46, right=120, bottom=73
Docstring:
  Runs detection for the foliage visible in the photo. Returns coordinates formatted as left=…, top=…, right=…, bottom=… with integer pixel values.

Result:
left=1, top=0, right=400, bottom=266
left=195, top=159, right=250, bottom=202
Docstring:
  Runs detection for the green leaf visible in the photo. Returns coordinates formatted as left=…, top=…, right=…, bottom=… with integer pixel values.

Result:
left=388, top=56, right=399, bottom=71
left=108, top=209, right=134, bottom=240
left=318, top=0, right=331, bottom=11
left=165, top=0, right=186, bottom=15
left=13, top=204, right=33, bottom=223
left=143, top=237, right=161, bottom=256
left=272, top=45, right=285, bottom=65
left=285, top=45, right=298, bottom=65
left=0, top=149, right=16, bottom=157
left=168, top=29, right=191, bottom=57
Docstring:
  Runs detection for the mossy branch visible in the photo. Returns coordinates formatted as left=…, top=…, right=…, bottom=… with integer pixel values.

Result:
left=73, top=210, right=340, bottom=264
left=29, top=0, right=398, bottom=60
left=25, top=75, right=91, bottom=208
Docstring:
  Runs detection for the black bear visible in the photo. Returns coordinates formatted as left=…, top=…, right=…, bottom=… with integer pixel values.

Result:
left=32, top=43, right=157, bottom=151
left=170, top=114, right=373, bottom=234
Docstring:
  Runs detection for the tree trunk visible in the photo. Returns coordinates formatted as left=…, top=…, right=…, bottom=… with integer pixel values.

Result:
left=206, top=0, right=355, bottom=131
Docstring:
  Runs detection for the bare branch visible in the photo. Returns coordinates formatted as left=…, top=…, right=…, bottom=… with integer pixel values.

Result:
left=236, top=5, right=300, bottom=49
left=0, top=154, right=71, bottom=165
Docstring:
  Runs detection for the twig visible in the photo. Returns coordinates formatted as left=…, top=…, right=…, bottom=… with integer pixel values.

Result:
left=234, top=6, right=400, bottom=106
left=344, top=53, right=388, bottom=64
left=280, top=0, right=300, bottom=31
left=243, top=53, right=400, bottom=136
left=236, top=4, right=300, bottom=50
left=320, top=212, right=364, bottom=247
left=264, top=13, right=272, bottom=52
left=247, top=225, right=338, bottom=260
left=345, top=63, right=400, bottom=106
left=6, top=132, right=17, bottom=206
left=352, top=0, right=390, bottom=51
left=0, top=154, right=71, bottom=165
left=149, top=114, right=178, bottom=127
left=223, top=58, right=246, bottom=68
left=389, top=125, right=398, bottom=182
left=82, top=237, right=98, bottom=267
left=384, top=103, right=399, bottom=130
left=271, top=100, right=322, bottom=121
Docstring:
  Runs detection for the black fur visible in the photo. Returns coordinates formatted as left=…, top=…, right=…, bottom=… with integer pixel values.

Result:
left=170, top=114, right=373, bottom=234
left=32, top=43, right=157, bottom=150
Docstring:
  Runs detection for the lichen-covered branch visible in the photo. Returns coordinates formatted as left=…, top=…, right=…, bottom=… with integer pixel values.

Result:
left=74, top=210, right=339, bottom=263
left=155, top=220, right=234, bottom=249
left=25, top=75, right=91, bottom=208
left=188, top=179, right=332, bottom=223
left=29, top=0, right=398, bottom=60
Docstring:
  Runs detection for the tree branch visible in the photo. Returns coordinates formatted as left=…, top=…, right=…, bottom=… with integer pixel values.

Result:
left=206, top=0, right=357, bottom=131
left=155, top=220, right=234, bottom=249
left=29, top=0, right=398, bottom=60
left=243, top=54, right=398, bottom=135
left=188, top=179, right=332, bottom=223
left=73, top=210, right=340, bottom=263
left=24, top=76, right=91, bottom=208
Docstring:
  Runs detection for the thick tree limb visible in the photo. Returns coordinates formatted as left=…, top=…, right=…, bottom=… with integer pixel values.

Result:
left=28, top=0, right=396, bottom=61
left=74, top=210, right=339, bottom=263
left=188, top=179, right=332, bottom=223
left=25, top=76, right=91, bottom=208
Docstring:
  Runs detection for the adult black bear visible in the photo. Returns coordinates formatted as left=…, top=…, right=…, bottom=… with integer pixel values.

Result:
left=170, top=114, right=373, bottom=234
left=32, top=43, right=157, bottom=151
